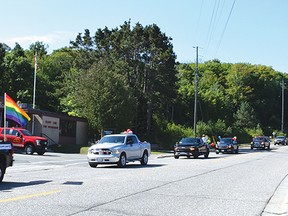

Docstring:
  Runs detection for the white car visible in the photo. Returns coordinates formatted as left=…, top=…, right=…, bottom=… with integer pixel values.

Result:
left=87, top=133, right=151, bottom=168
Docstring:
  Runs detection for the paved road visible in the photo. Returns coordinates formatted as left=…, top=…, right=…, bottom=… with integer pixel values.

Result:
left=1, top=145, right=288, bottom=216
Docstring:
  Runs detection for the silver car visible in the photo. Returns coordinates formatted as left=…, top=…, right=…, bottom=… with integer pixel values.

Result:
left=274, top=136, right=287, bottom=145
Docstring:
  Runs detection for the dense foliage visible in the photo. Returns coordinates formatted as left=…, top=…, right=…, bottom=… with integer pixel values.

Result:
left=0, top=21, right=287, bottom=147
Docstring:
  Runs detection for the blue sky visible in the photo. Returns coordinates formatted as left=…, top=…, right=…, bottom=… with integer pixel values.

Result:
left=1, top=0, right=287, bottom=72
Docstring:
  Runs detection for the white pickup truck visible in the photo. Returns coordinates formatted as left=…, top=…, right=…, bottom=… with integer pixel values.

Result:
left=87, top=133, right=151, bottom=168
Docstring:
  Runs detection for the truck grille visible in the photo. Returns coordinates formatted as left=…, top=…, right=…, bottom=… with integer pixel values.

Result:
left=94, top=149, right=112, bottom=155
left=40, top=140, right=48, bottom=146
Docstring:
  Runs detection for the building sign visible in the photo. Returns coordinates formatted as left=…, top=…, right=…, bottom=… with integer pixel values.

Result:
left=42, top=116, right=59, bottom=143
left=43, top=116, right=59, bottom=130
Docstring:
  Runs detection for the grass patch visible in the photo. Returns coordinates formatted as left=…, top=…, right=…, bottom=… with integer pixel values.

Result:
left=80, top=147, right=89, bottom=154
left=151, top=150, right=173, bottom=154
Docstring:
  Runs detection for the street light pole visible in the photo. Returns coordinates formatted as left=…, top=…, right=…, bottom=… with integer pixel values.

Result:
left=193, top=46, right=199, bottom=137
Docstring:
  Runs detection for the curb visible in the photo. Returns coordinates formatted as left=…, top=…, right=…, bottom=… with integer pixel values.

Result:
left=156, top=154, right=174, bottom=159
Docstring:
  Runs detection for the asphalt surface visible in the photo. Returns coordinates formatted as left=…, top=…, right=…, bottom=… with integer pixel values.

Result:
left=1, top=145, right=288, bottom=216
left=158, top=147, right=288, bottom=216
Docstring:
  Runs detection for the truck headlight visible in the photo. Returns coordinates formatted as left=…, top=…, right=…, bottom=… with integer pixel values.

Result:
left=112, top=149, right=120, bottom=154
left=36, top=140, right=41, bottom=146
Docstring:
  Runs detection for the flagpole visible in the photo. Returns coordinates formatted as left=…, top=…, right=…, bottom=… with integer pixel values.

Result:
left=4, top=93, right=6, bottom=141
left=32, top=51, right=37, bottom=134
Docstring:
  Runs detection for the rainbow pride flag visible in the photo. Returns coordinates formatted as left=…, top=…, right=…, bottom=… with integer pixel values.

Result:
left=5, top=93, right=31, bottom=127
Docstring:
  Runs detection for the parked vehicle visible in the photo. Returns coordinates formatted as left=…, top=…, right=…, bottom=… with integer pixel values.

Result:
left=0, top=141, right=13, bottom=182
left=0, top=128, right=48, bottom=155
left=274, top=136, right=287, bottom=145
left=87, top=132, right=151, bottom=168
left=251, top=136, right=270, bottom=150
left=174, top=137, right=209, bottom=159
left=215, top=137, right=239, bottom=154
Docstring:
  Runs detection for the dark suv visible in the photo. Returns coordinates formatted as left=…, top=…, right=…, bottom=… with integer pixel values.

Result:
left=174, top=137, right=209, bottom=159
left=251, top=136, right=270, bottom=149
left=215, top=137, right=239, bottom=154
left=0, top=141, right=13, bottom=182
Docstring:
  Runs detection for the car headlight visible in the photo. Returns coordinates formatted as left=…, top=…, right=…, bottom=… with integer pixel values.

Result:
left=228, top=145, right=232, bottom=148
left=190, top=147, right=195, bottom=151
left=36, top=140, right=41, bottom=145
left=112, top=149, right=120, bottom=154
left=88, top=148, right=93, bottom=154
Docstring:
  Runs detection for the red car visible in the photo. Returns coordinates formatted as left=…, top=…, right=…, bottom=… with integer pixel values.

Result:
left=0, top=128, right=48, bottom=155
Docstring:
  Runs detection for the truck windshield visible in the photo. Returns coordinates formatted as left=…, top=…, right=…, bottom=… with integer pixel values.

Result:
left=20, top=129, right=33, bottom=136
left=179, top=138, right=201, bottom=145
left=220, top=138, right=233, bottom=144
left=99, top=136, right=125, bottom=144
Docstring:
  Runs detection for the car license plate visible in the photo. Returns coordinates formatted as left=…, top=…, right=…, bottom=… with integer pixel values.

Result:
left=97, top=158, right=102, bottom=162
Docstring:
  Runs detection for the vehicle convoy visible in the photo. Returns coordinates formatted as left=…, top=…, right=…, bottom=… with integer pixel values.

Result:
left=87, top=131, right=151, bottom=168
left=0, top=141, right=13, bottom=182
left=0, top=128, right=48, bottom=155
left=251, top=136, right=270, bottom=150
left=274, top=136, right=287, bottom=145
left=174, top=137, right=209, bottom=159
left=215, top=137, right=239, bottom=154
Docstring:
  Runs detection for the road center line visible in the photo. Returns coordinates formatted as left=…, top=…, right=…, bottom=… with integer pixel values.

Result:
left=0, top=190, right=60, bottom=203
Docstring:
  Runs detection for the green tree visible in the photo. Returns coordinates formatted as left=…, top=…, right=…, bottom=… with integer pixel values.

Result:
left=36, top=49, right=74, bottom=111
left=61, top=59, right=137, bottom=132
left=3, top=43, right=33, bottom=102
left=234, top=101, right=258, bottom=129
left=67, top=21, right=177, bottom=136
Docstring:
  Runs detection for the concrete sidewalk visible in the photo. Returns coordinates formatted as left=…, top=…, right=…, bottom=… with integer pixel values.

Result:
left=262, top=174, right=288, bottom=215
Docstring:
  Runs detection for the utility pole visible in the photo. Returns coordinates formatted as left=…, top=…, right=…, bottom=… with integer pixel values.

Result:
left=281, top=78, right=284, bottom=132
left=193, top=46, right=199, bottom=137
left=32, top=51, right=37, bottom=134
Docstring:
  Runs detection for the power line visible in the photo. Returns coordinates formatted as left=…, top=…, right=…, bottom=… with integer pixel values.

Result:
left=205, top=0, right=219, bottom=52
left=215, top=0, right=236, bottom=56
left=194, top=0, right=204, bottom=43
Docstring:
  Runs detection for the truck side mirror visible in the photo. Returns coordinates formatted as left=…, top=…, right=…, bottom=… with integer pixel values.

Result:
left=126, top=140, right=133, bottom=145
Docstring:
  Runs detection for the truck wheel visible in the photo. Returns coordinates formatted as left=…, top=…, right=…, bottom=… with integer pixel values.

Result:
left=89, top=163, right=98, bottom=168
left=140, top=151, right=148, bottom=165
left=0, top=163, right=5, bottom=182
left=25, top=145, right=34, bottom=155
left=117, top=153, right=126, bottom=168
